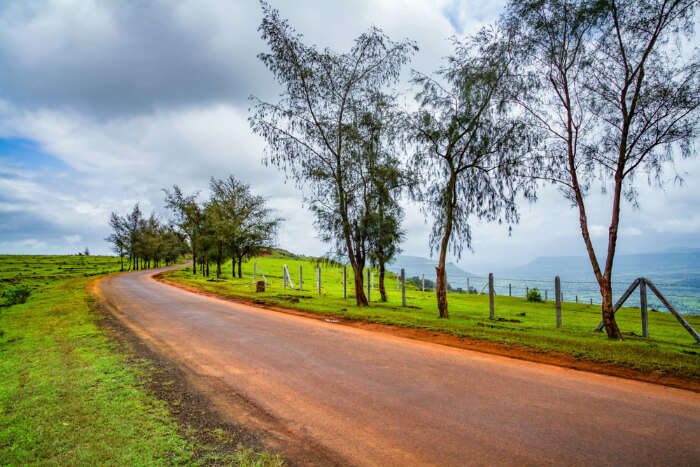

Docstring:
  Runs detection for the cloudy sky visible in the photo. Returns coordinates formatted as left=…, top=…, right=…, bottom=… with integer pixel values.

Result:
left=0, top=0, right=698, bottom=273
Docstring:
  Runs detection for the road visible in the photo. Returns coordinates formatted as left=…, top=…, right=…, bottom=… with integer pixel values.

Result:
left=97, top=266, right=700, bottom=466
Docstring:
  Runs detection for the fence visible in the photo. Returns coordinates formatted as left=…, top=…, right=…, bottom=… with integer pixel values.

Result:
left=251, top=262, right=700, bottom=343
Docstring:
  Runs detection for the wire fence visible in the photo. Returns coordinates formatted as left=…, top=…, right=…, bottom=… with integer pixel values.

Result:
left=397, top=270, right=700, bottom=315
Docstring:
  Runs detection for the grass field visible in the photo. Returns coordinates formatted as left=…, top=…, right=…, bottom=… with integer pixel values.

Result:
left=163, top=251, right=700, bottom=379
left=0, top=255, right=282, bottom=466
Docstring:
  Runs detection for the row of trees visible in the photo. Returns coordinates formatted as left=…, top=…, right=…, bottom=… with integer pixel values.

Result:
left=106, top=205, right=188, bottom=271
left=107, top=176, right=281, bottom=277
left=250, top=0, right=699, bottom=339
left=163, top=176, right=281, bottom=278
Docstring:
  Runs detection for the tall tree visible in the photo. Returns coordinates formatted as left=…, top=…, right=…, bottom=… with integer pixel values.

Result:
left=410, top=28, right=536, bottom=318
left=356, top=93, right=406, bottom=302
left=208, top=175, right=281, bottom=279
left=164, top=186, right=204, bottom=275
left=106, top=211, right=127, bottom=271
left=250, top=1, right=416, bottom=306
left=504, top=0, right=699, bottom=338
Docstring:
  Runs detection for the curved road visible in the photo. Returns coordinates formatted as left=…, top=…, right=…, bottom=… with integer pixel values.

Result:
left=98, top=266, right=700, bottom=466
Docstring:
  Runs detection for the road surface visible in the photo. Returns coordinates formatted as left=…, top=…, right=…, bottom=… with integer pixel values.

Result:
left=97, top=266, right=700, bottom=466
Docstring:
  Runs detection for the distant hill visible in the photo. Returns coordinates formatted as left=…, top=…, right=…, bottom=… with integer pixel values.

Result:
left=387, top=255, right=477, bottom=288
left=501, top=249, right=700, bottom=283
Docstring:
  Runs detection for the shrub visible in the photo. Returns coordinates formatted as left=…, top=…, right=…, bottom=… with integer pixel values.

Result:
left=527, top=287, right=543, bottom=303
left=2, top=284, right=32, bottom=306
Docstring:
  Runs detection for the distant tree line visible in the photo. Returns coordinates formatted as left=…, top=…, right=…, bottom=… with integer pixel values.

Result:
left=107, top=175, right=281, bottom=277
left=106, top=205, right=188, bottom=271
left=107, top=175, right=281, bottom=276
left=250, top=0, right=699, bottom=340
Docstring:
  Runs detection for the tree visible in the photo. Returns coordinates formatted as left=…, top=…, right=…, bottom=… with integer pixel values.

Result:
left=357, top=93, right=406, bottom=302
left=208, top=175, right=281, bottom=279
left=164, top=186, right=204, bottom=275
left=106, top=211, right=127, bottom=270
left=410, top=28, right=536, bottom=318
left=504, top=0, right=699, bottom=338
left=250, top=1, right=417, bottom=306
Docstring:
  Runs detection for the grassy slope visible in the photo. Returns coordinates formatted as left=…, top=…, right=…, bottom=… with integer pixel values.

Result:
left=164, top=252, right=700, bottom=379
left=0, top=255, right=282, bottom=466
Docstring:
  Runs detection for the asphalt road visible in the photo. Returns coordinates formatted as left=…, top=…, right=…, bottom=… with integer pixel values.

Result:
left=98, top=266, right=700, bottom=466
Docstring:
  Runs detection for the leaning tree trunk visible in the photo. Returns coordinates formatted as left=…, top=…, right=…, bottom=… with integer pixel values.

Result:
left=378, top=263, right=387, bottom=302
left=352, top=264, right=368, bottom=306
left=600, top=278, right=622, bottom=338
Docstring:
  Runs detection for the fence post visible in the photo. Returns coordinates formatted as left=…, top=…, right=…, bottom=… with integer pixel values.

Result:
left=422, top=274, right=425, bottom=292
left=367, top=269, right=371, bottom=303
left=401, top=268, right=406, bottom=306
left=343, top=265, right=347, bottom=299
left=316, top=266, right=321, bottom=296
left=526, top=286, right=529, bottom=296
left=640, top=279, right=648, bottom=337
left=545, top=289, right=548, bottom=301
left=555, top=276, right=562, bottom=329
left=283, top=265, right=287, bottom=290
left=489, top=273, right=495, bottom=320
left=299, top=265, right=303, bottom=291
left=509, top=283, right=512, bottom=297
left=396, top=274, right=399, bottom=291
left=576, top=295, right=578, bottom=303
left=590, top=298, right=593, bottom=305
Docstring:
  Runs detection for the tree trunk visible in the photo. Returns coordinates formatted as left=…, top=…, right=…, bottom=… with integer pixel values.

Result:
left=119, top=251, right=123, bottom=271
left=436, top=172, right=456, bottom=319
left=216, top=242, right=222, bottom=278
left=192, top=248, right=197, bottom=274
left=379, top=263, right=387, bottom=302
left=232, top=257, right=236, bottom=278
left=352, top=263, right=368, bottom=306
left=206, top=261, right=210, bottom=277
left=237, top=259, right=242, bottom=279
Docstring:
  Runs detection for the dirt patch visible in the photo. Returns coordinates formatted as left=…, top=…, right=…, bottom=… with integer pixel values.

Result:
left=155, top=273, right=700, bottom=393
left=88, top=278, right=344, bottom=466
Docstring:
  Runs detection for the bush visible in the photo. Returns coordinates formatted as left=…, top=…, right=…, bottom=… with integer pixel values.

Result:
left=527, top=287, right=543, bottom=303
left=2, top=284, right=32, bottom=306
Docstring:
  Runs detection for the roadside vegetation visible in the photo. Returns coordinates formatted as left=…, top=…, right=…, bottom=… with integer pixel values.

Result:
left=162, top=251, right=700, bottom=379
left=0, top=255, right=283, bottom=466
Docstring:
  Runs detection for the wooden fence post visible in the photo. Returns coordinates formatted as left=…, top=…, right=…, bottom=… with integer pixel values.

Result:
left=645, top=279, right=700, bottom=344
left=489, top=273, right=495, bottom=320
left=526, top=286, right=529, bottom=296
left=283, top=265, right=287, bottom=290
left=299, top=265, right=303, bottom=291
left=555, top=276, right=562, bottom=329
left=316, top=266, right=321, bottom=296
left=640, top=279, right=648, bottom=337
left=396, top=274, right=399, bottom=291
left=401, top=268, right=406, bottom=307
left=422, top=274, right=425, bottom=292
left=509, top=283, right=512, bottom=297
left=545, top=289, right=548, bottom=301
left=366, top=269, right=371, bottom=303
left=343, top=265, right=347, bottom=300
left=576, top=295, right=578, bottom=303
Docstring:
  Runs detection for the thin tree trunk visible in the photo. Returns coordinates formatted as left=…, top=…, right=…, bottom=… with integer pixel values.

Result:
left=232, top=256, right=236, bottom=278
left=436, top=172, right=456, bottom=319
left=352, top=263, right=367, bottom=305
left=379, top=263, right=387, bottom=302
left=206, top=261, right=209, bottom=277
left=216, top=242, right=222, bottom=278
left=237, top=259, right=242, bottom=279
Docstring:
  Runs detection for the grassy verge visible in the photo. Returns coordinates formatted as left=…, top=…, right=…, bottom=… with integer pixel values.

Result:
left=163, top=252, right=700, bottom=379
left=0, top=255, right=283, bottom=465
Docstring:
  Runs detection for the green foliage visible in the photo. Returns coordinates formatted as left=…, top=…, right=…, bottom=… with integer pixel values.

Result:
left=0, top=255, right=281, bottom=465
left=2, top=284, right=31, bottom=306
left=527, top=287, right=543, bottom=302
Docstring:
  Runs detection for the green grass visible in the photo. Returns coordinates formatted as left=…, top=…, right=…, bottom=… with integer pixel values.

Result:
left=164, top=252, right=700, bottom=379
left=0, top=255, right=283, bottom=466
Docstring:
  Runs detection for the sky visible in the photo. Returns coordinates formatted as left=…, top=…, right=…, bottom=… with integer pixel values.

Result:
left=0, top=0, right=698, bottom=273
